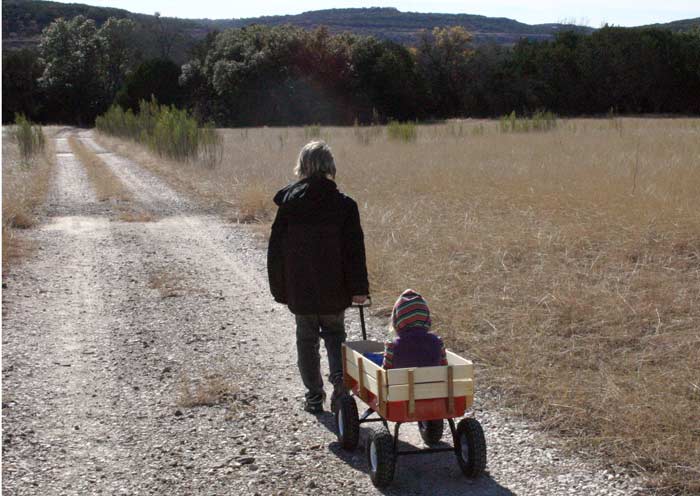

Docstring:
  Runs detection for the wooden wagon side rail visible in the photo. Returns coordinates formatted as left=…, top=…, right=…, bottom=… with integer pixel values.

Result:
left=342, top=341, right=475, bottom=422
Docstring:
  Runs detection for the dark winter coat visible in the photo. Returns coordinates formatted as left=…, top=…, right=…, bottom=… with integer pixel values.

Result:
left=267, top=176, right=369, bottom=315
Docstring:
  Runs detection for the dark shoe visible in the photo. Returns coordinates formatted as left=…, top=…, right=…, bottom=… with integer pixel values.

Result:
left=303, top=400, right=324, bottom=414
left=303, top=391, right=326, bottom=414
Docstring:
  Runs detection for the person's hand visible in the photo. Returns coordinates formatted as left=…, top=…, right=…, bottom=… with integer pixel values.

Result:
left=352, top=295, right=368, bottom=304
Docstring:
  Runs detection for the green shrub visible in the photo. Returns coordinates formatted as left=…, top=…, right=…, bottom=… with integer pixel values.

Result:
left=499, top=110, right=557, bottom=133
left=304, top=124, right=321, bottom=139
left=96, top=98, right=222, bottom=167
left=387, top=120, right=417, bottom=142
left=13, top=114, right=45, bottom=162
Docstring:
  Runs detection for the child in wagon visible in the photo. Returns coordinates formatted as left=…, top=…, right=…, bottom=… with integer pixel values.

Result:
left=381, top=289, right=448, bottom=369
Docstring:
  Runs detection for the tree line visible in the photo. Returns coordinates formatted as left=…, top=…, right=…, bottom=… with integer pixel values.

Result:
left=3, top=16, right=700, bottom=126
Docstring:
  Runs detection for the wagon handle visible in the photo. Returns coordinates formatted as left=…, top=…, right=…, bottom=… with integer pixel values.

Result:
left=352, top=295, right=371, bottom=341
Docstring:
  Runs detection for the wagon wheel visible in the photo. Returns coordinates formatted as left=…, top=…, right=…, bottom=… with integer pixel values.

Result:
left=366, top=426, right=396, bottom=487
left=418, top=419, right=445, bottom=446
left=334, top=394, right=360, bottom=450
left=454, top=418, right=487, bottom=478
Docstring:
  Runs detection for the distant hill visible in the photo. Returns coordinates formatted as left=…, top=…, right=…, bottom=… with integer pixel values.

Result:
left=3, top=0, right=698, bottom=57
left=642, top=17, right=700, bottom=32
left=197, top=7, right=594, bottom=45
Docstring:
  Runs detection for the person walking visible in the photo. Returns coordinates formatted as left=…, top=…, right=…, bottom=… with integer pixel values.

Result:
left=267, top=140, right=369, bottom=413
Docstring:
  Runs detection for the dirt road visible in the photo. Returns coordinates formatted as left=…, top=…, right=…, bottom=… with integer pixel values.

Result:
left=2, top=130, right=642, bottom=495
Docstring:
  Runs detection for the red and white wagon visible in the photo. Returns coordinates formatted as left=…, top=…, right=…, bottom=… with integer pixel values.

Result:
left=333, top=304, right=487, bottom=487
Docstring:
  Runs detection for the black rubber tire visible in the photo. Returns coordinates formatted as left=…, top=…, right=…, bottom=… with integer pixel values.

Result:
left=366, top=427, right=396, bottom=488
left=455, top=417, right=487, bottom=478
left=334, top=394, right=360, bottom=450
left=418, top=419, right=445, bottom=446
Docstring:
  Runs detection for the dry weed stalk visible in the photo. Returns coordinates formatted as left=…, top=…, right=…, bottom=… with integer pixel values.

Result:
left=147, top=270, right=186, bottom=298
left=2, top=126, right=57, bottom=269
left=101, top=118, right=700, bottom=493
left=117, top=208, right=155, bottom=223
left=177, top=372, right=238, bottom=408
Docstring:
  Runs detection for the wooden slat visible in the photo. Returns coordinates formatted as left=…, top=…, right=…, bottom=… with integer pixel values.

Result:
left=345, top=359, right=380, bottom=396
left=341, top=344, right=351, bottom=389
left=447, top=365, right=455, bottom=415
left=407, top=369, right=415, bottom=415
left=376, top=369, right=386, bottom=417
left=346, top=347, right=383, bottom=376
left=357, top=356, right=366, bottom=401
left=386, top=379, right=473, bottom=401
left=344, top=342, right=477, bottom=406
left=386, top=364, right=471, bottom=385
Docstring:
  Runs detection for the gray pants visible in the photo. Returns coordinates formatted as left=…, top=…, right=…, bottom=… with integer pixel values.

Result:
left=295, top=311, right=346, bottom=404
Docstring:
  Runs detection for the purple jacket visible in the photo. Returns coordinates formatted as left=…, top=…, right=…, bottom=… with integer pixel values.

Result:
left=383, top=327, right=447, bottom=369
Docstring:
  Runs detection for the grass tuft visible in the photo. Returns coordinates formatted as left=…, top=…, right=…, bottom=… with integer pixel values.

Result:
left=386, top=120, right=417, bottom=142
left=147, top=270, right=186, bottom=298
left=13, top=114, right=45, bottom=163
left=2, top=125, right=56, bottom=270
left=177, top=373, right=238, bottom=408
left=304, top=124, right=321, bottom=139
left=499, top=110, right=557, bottom=133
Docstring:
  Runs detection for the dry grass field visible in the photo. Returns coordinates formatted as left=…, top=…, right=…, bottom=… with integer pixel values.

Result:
left=98, top=118, right=700, bottom=493
left=2, top=126, right=56, bottom=269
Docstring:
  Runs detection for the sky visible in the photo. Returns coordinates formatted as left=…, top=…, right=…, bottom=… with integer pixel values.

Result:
left=49, top=0, right=699, bottom=27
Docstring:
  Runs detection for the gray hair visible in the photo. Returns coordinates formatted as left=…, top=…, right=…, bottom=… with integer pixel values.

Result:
left=294, top=141, right=336, bottom=179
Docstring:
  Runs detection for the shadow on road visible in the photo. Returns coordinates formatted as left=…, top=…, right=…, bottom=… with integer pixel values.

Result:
left=315, top=411, right=515, bottom=495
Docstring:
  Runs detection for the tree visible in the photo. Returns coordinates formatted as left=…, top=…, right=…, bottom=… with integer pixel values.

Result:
left=2, top=48, right=45, bottom=123
left=98, top=17, right=138, bottom=96
left=38, top=15, right=107, bottom=124
left=37, top=15, right=140, bottom=124
left=115, top=58, right=184, bottom=111
left=416, top=26, right=473, bottom=117
left=350, top=37, right=424, bottom=121
left=152, top=12, right=181, bottom=59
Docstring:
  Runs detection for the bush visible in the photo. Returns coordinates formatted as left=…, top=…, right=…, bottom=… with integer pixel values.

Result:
left=95, top=98, right=222, bottom=166
left=499, top=110, right=557, bottom=133
left=304, top=124, right=321, bottom=139
left=13, top=114, right=45, bottom=162
left=387, top=120, right=417, bottom=142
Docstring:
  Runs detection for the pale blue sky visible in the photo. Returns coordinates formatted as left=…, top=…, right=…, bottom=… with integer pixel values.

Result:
left=50, top=0, right=698, bottom=27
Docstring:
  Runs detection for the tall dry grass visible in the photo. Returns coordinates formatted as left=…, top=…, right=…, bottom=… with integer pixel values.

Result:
left=2, top=125, right=56, bottom=269
left=67, top=136, right=131, bottom=202
left=99, top=118, right=700, bottom=493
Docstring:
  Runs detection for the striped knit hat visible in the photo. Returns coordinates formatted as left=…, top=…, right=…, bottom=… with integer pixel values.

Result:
left=391, top=289, right=431, bottom=332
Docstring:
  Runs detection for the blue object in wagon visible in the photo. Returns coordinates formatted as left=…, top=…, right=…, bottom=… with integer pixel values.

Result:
left=363, top=352, right=384, bottom=366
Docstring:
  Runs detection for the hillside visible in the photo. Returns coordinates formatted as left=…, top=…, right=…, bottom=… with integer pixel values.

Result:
left=3, top=1, right=591, bottom=51
left=643, top=17, right=700, bottom=32
left=197, top=7, right=594, bottom=45
left=5, top=1, right=699, bottom=54
left=2, top=0, right=205, bottom=61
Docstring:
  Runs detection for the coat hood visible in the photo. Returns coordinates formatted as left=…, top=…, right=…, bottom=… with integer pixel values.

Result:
left=273, top=177, right=338, bottom=214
